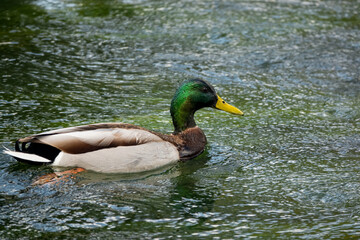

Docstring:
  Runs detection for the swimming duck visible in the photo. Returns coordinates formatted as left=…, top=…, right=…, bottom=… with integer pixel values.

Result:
left=4, top=79, right=243, bottom=173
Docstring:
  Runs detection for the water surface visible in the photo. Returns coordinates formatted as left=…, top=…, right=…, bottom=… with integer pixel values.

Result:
left=1, top=0, right=359, bottom=238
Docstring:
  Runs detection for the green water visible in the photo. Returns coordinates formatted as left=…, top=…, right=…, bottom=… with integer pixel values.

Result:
left=1, top=0, right=359, bottom=238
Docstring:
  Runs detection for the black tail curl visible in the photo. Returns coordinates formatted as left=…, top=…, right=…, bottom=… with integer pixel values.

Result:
left=14, top=140, right=60, bottom=165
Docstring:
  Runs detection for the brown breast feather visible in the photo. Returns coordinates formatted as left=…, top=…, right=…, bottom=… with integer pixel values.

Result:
left=152, top=127, right=207, bottom=161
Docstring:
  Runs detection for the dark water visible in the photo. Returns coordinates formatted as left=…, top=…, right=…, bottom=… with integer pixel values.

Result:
left=1, top=0, right=360, bottom=238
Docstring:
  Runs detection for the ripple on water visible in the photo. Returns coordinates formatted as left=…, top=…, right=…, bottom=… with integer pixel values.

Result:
left=0, top=0, right=360, bottom=239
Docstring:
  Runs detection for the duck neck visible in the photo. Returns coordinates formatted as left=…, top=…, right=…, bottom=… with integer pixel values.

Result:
left=170, top=96, right=197, bottom=134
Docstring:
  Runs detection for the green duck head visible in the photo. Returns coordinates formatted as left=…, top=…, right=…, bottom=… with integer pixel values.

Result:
left=170, top=79, right=243, bottom=134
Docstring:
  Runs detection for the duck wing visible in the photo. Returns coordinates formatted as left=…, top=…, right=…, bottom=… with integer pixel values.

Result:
left=17, top=123, right=164, bottom=154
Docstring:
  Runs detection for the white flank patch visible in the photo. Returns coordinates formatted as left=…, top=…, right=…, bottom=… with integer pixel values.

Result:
left=52, top=151, right=64, bottom=165
left=52, top=141, right=180, bottom=173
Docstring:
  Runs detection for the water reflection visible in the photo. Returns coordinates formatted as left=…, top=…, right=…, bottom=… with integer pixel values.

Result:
left=169, top=151, right=215, bottom=222
left=76, top=0, right=140, bottom=18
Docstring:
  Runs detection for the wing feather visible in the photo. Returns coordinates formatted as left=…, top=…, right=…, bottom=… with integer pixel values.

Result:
left=19, top=125, right=165, bottom=154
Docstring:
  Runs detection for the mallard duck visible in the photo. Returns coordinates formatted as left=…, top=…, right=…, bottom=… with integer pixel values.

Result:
left=4, top=79, right=243, bottom=173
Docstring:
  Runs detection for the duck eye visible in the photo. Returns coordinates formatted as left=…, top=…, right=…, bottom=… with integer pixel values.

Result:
left=201, top=87, right=209, bottom=93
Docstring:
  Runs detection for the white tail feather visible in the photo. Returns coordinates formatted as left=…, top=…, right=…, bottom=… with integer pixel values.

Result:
left=3, top=149, right=52, bottom=163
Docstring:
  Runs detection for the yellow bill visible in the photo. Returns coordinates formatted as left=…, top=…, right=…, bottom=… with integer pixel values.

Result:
left=215, top=95, right=244, bottom=115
